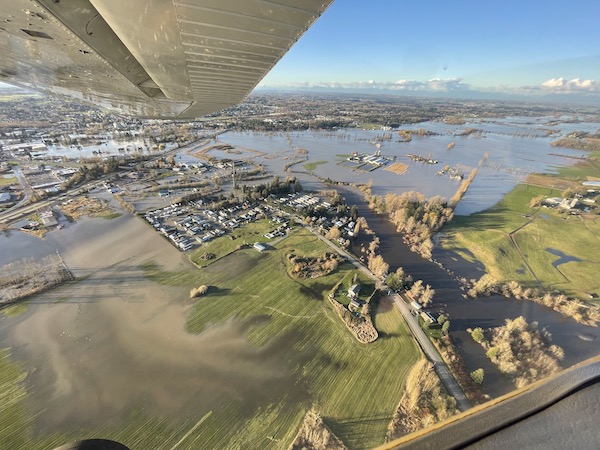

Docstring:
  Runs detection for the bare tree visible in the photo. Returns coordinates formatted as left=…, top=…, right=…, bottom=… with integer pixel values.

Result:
left=420, top=284, right=435, bottom=306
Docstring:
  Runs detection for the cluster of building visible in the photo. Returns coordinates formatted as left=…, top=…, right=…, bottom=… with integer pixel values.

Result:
left=543, top=189, right=598, bottom=214
left=347, top=151, right=391, bottom=168
left=274, top=193, right=327, bottom=210
left=143, top=200, right=282, bottom=252
left=171, top=161, right=210, bottom=173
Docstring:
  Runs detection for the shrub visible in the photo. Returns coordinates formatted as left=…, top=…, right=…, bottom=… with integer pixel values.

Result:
left=190, top=284, right=209, bottom=298
left=470, top=368, right=484, bottom=385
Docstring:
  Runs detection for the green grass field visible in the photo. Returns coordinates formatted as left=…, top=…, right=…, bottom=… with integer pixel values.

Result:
left=303, top=160, right=328, bottom=171
left=0, top=176, right=17, bottom=186
left=188, top=218, right=274, bottom=267
left=1, top=228, right=420, bottom=449
left=0, top=303, right=29, bottom=318
left=441, top=184, right=600, bottom=300
left=182, top=229, right=420, bottom=448
left=553, top=146, right=600, bottom=181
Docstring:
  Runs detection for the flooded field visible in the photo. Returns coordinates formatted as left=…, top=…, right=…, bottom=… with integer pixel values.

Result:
left=37, top=141, right=180, bottom=160
left=0, top=214, right=310, bottom=447
left=340, top=188, right=599, bottom=398
left=2, top=115, right=599, bottom=445
left=218, top=116, right=599, bottom=215
left=0, top=211, right=419, bottom=449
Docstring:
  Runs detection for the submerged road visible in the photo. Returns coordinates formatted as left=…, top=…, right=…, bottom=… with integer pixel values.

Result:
left=294, top=218, right=471, bottom=412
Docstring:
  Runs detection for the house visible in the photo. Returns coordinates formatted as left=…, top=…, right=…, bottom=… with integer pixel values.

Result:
left=40, top=210, right=58, bottom=227
left=253, top=242, right=267, bottom=252
left=420, top=311, right=435, bottom=324
left=0, top=192, right=11, bottom=203
left=349, top=299, right=362, bottom=311
left=348, top=284, right=361, bottom=299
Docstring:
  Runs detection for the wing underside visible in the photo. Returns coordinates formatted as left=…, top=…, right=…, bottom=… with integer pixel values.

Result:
left=0, top=0, right=332, bottom=118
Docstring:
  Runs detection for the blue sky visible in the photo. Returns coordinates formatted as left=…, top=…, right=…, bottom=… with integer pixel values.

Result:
left=260, top=0, right=600, bottom=98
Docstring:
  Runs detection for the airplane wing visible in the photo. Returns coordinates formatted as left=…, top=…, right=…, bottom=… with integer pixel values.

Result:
left=0, top=0, right=333, bottom=118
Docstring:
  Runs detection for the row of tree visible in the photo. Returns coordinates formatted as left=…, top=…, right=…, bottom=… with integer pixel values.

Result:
left=466, top=274, right=599, bottom=326
left=361, top=186, right=453, bottom=260
left=241, top=176, right=301, bottom=199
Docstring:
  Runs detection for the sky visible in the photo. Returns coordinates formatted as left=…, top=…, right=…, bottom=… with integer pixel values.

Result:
left=259, top=0, right=600, bottom=101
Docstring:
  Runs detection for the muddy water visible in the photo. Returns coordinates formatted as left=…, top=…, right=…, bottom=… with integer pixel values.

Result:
left=340, top=187, right=599, bottom=397
left=4, top=296, right=300, bottom=431
left=218, top=119, right=599, bottom=215
left=0, top=214, right=305, bottom=433
left=0, top=229, right=57, bottom=266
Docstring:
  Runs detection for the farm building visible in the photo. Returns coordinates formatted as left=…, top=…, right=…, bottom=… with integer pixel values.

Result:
left=348, top=284, right=361, bottom=298
left=253, top=242, right=267, bottom=252
left=410, top=301, right=422, bottom=313
left=40, top=210, right=58, bottom=227
left=349, top=299, right=362, bottom=311
left=420, top=311, right=436, bottom=324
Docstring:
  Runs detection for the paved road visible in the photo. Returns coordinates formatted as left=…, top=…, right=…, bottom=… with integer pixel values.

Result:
left=390, top=292, right=471, bottom=411
left=299, top=221, right=471, bottom=412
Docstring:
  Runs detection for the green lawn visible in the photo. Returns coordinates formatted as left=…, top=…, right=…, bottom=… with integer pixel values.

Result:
left=303, top=160, right=328, bottom=171
left=0, top=176, right=18, bottom=186
left=2, top=228, right=420, bottom=449
left=188, top=218, right=274, bottom=267
left=332, top=270, right=376, bottom=306
left=441, top=184, right=600, bottom=299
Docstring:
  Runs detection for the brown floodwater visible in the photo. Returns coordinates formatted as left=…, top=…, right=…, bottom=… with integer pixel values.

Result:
left=0, top=214, right=305, bottom=434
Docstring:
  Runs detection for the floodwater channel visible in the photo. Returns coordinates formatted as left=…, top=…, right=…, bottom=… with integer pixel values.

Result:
left=340, top=187, right=599, bottom=398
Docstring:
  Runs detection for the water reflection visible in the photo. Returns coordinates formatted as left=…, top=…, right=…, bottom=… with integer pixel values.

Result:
left=218, top=117, right=599, bottom=215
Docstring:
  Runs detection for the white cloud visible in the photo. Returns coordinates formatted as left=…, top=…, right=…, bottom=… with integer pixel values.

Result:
left=539, top=77, right=600, bottom=92
left=264, top=78, right=470, bottom=92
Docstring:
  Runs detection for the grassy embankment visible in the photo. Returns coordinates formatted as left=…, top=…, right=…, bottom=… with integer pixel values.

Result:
left=303, top=160, right=328, bottom=171
left=441, top=158, right=600, bottom=301
left=0, top=228, right=420, bottom=449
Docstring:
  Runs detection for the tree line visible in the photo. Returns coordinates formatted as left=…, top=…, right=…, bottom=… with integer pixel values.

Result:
left=360, top=185, right=453, bottom=260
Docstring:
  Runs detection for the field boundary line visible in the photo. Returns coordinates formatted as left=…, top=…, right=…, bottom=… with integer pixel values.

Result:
left=169, top=411, right=213, bottom=450
left=265, top=306, right=315, bottom=319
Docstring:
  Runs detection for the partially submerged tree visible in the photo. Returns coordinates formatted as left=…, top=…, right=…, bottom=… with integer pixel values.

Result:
left=420, top=284, right=435, bottom=306
left=470, top=368, right=484, bottom=385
